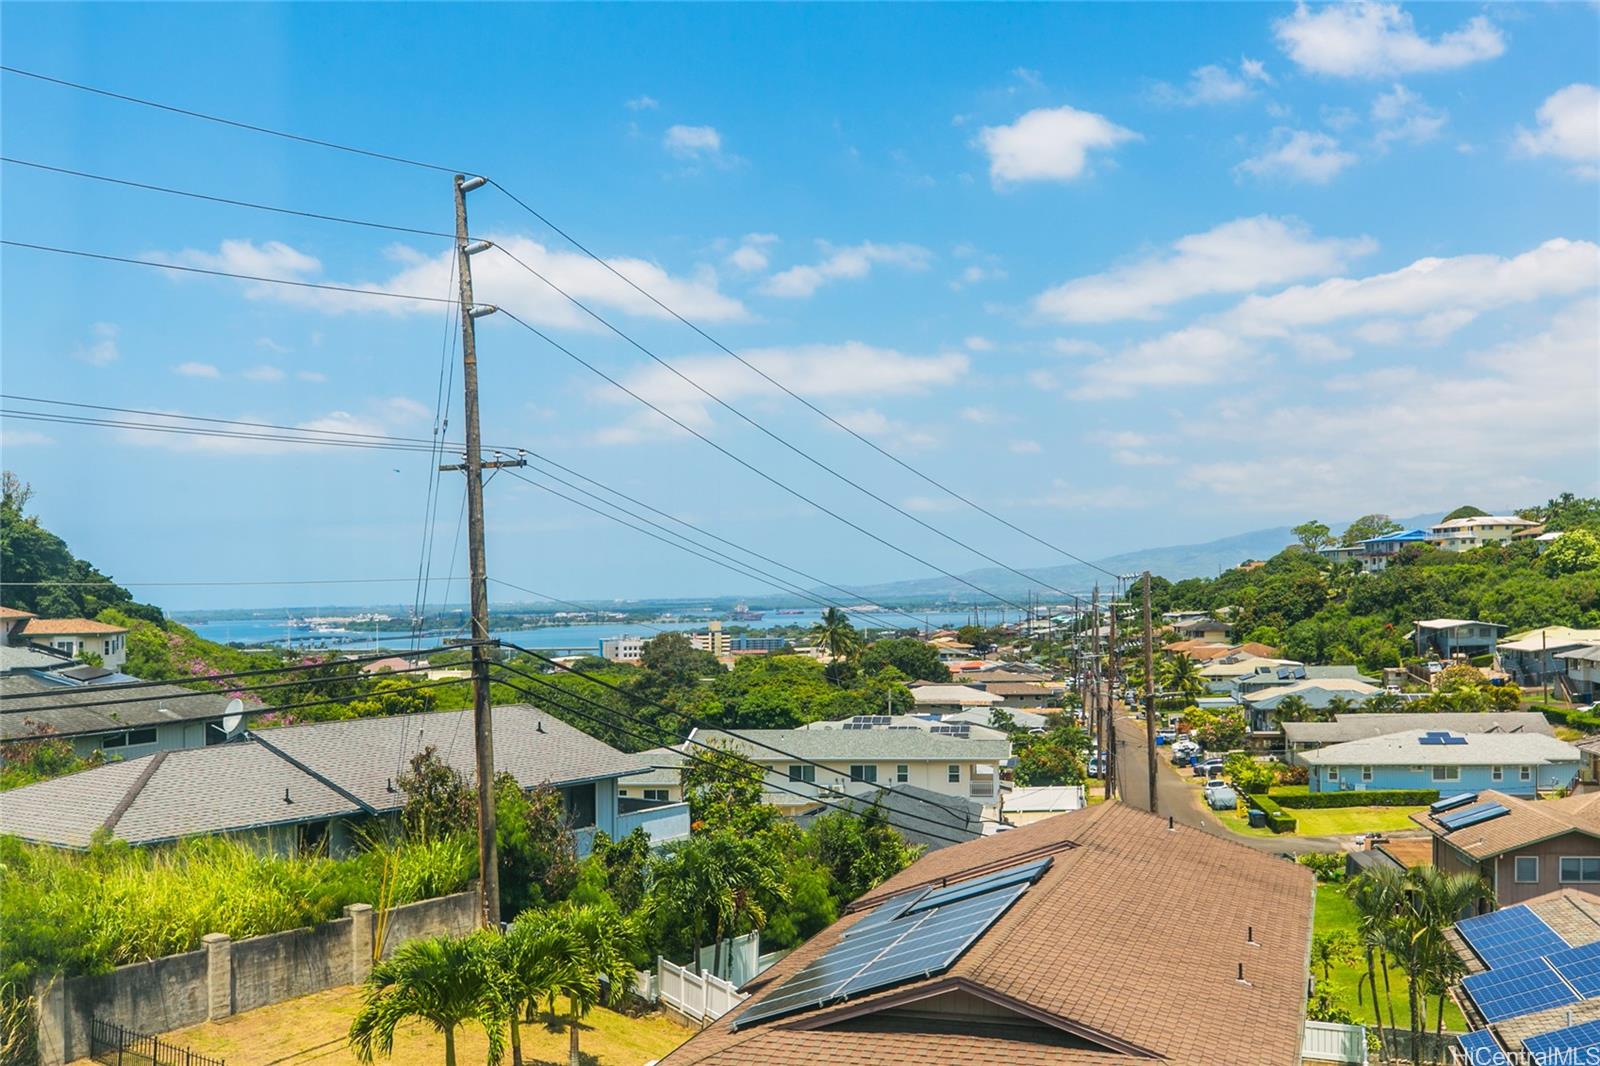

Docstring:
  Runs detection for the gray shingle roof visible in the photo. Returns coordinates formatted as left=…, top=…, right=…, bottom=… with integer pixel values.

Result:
left=0, top=674, right=241, bottom=741
left=793, top=782, right=982, bottom=850
left=1283, top=712, right=1556, bottom=746
left=0, top=704, right=641, bottom=848
left=1299, top=729, right=1580, bottom=767
left=690, top=727, right=1011, bottom=762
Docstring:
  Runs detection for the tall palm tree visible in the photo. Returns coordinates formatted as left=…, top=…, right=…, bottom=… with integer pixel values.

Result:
left=811, top=607, right=861, bottom=683
left=1273, top=695, right=1314, bottom=724
left=704, top=831, right=789, bottom=979
left=646, top=835, right=721, bottom=974
left=1157, top=652, right=1206, bottom=702
left=493, top=917, right=580, bottom=1066
left=1398, top=867, right=1485, bottom=1065
left=349, top=932, right=505, bottom=1066
left=1347, top=867, right=1404, bottom=1064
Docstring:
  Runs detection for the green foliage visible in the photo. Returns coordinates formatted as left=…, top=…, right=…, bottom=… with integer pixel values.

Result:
left=494, top=780, right=578, bottom=918
left=859, top=637, right=950, bottom=682
left=1182, top=703, right=1247, bottom=750
left=1525, top=493, right=1600, bottom=533
left=1274, top=789, right=1439, bottom=809
left=1224, top=752, right=1276, bottom=794
left=679, top=740, right=771, bottom=831
left=1341, top=514, right=1402, bottom=547
left=398, top=746, right=477, bottom=843
left=0, top=731, right=108, bottom=791
left=1442, top=505, right=1488, bottom=521
left=638, top=633, right=721, bottom=689
left=1298, top=853, right=1349, bottom=883
left=760, top=857, right=837, bottom=950
left=1292, top=520, right=1334, bottom=552
left=805, top=804, right=920, bottom=905
left=349, top=931, right=504, bottom=1066
left=1244, top=792, right=1297, bottom=833
left=1543, top=528, right=1600, bottom=576
left=1011, top=721, right=1089, bottom=786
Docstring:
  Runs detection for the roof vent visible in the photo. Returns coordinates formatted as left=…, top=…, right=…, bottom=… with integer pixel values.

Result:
left=1236, top=962, right=1250, bottom=986
left=1247, top=926, right=1258, bottom=947
left=283, top=787, right=293, bottom=804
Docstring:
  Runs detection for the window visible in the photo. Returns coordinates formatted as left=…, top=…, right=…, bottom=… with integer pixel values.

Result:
left=895, top=764, right=909, bottom=784
left=643, top=789, right=669, bottom=802
left=849, top=765, right=877, bottom=784
left=788, top=764, right=815, bottom=784
left=102, top=727, right=159, bottom=749
left=1560, top=857, right=1600, bottom=884
left=1327, top=767, right=1339, bottom=781
left=618, top=789, right=629, bottom=797
left=1362, top=766, right=1373, bottom=783
left=1520, top=765, right=1533, bottom=782
left=1514, top=856, right=1540, bottom=883
left=1492, top=766, right=1504, bottom=782
left=1433, top=766, right=1461, bottom=782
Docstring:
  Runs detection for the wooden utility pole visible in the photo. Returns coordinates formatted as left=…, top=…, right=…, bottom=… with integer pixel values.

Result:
left=453, top=173, right=500, bottom=929
left=1105, top=586, right=1117, bottom=801
left=1143, top=571, right=1157, bottom=814
left=1090, top=584, right=1101, bottom=794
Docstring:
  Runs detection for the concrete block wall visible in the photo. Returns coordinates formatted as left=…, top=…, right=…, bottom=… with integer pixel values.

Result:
left=34, top=891, right=475, bottom=1066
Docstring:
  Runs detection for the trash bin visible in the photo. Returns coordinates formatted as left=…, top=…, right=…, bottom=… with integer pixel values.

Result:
left=1248, top=809, right=1268, bottom=829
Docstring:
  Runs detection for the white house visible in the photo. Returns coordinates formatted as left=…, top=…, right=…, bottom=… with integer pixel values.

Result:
left=911, top=683, right=1003, bottom=715
left=16, top=617, right=129, bottom=671
left=599, top=636, right=646, bottom=664
left=1426, top=515, right=1539, bottom=552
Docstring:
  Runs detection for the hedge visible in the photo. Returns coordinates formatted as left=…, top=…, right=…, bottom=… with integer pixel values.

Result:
left=1244, top=792, right=1297, bottom=833
left=1273, top=789, right=1439, bottom=809
left=1540, top=705, right=1600, bottom=730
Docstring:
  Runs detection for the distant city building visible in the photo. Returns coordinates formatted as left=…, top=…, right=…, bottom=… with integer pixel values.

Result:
left=599, top=636, right=646, bottom=664
left=730, top=635, right=788, bottom=653
left=689, top=620, right=729, bottom=657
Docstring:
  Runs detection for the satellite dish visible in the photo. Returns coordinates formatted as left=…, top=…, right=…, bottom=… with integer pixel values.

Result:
left=222, top=698, right=244, bottom=734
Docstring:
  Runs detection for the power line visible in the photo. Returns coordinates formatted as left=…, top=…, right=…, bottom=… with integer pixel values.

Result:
left=1, top=408, right=447, bottom=455
left=487, top=577, right=671, bottom=636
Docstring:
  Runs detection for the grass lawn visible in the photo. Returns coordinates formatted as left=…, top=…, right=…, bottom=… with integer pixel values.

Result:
left=69, top=985, right=695, bottom=1066
left=1215, top=802, right=1427, bottom=838
left=1315, top=883, right=1466, bottom=1034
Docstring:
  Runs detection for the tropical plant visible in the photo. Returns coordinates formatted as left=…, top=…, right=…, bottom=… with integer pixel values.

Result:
left=1311, top=930, right=1360, bottom=983
left=1347, top=866, right=1404, bottom=1063
left=348, top=932, right=505, bottom=1066
left=531, top=903, right=639, bottom=1066
left=646, top=835, right=718, bottom=973
left=1157, top=653, right=1206, bottom=702
left=703, top=830, right=790, bottom=979
left=811, top=607, right=862, bottom=684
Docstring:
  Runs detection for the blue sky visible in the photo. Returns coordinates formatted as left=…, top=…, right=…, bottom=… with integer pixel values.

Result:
left=2, top=2, right=1597, bottom=610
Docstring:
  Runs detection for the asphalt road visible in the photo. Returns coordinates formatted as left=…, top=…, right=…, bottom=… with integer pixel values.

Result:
left=1109, top=713, right=1344, bottom=855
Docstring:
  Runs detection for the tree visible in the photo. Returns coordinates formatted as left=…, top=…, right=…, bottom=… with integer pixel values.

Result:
left=519, top=903, right=638, bottom=1066
left=811, top=608, right=862, bottom=684
left=1291, top=520, right=1334, bottom=552
left=703, top=830, right=789, bottom=980
left=1157, top=653, right=1206, bottom=703
left=679, top=739, right=771, bottom=831
left=1223, top=752, right=1275, bottom=794
left=493, top=916, right=577, bottom=1066
left=639, top=633, right=720, bottom=688
left=0, top=473, right=160, bottom=620
left=647, top=835, right=719, bottom=973
left=1271, top=695, right=1317, bottom=724
left=1441, top=505, right=1488, bottom=522
left=1311, top=930, right=1360, bottom=983
left=348, top=932, right=505, bottom=1066
left=1183, top=704, right=1246, bottom=751
left=345, top=677, right=439, bottom=719
left=1347, top=867, right=1403, bottom=1062
left=495, top=779, right=578, bottom=918
left=398, top=747, right=475, bottom=843
left=807, top=805, right=920, bottom=904
left=859, top=637, right=950, bottom=683
left=1341, top=514, right=1402, bottom=547
left=1543, top=528, right=1600, bottom=576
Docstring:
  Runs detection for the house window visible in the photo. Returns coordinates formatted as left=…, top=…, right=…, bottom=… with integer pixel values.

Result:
left=1362, top=766, right=1373, bottom=783
left=1560, top=857, right=1600, bottom=884
left=895, top=764, right=909, bottom=783
left=1514, top=856, right=1540, bottom=883
left=618, top=789, right=629, bottom=797
left=788, top=764, right=815, bottom=784
left=849, top=765, right=877, bottom=784
left=947, top=764, right=961, bottom=783
left=1492, top=766, right=1504, bottom=782
left=1432, top=766, right=1461, bottom=782
left=1327, top=767, right=1339, bottom=782
left=102, top=727, right=159, bottom=749
left=1520, top=766, right=1533, bottom=782
left=643, top=789, right=669, bottom=802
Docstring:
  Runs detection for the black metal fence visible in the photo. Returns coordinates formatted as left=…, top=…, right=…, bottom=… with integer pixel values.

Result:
left=89, top=1018, right=226, bottom=1066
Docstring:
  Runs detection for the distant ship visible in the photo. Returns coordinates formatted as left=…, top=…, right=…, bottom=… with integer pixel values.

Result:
left=731, top=602, right=765, bottom=621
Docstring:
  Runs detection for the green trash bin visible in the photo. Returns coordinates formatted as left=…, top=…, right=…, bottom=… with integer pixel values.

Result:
left=1248, top=808, right=1267, bottom=829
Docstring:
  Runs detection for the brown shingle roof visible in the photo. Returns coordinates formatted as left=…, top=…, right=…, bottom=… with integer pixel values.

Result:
left=0, top=606, right=37, bottom=620
left=20, top=618, right=128, bottom=635
left=660, top=803, right=1313, bottom=1066
left=1410, top=790, right=1600, bottom=859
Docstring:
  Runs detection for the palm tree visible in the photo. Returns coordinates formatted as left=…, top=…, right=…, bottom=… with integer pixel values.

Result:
left=1398, top=867, right=1485, bottom=1065
left=349, top=932, right=505, bottom=1066
left=647, top=835, right=720, bottom=974
left=704, top=831, right=789, bottom=980
left=1310, top=930, right=1359, bottom=984
left=1273, top=695, right=1314, bottom=724
left=493, top=917, right=580, bottom=1066
left=1347, top=867, right=1404, bottom=1064
left=546, top=903, right=639, bottom=1066
left=1324, top=695, right=1358, bottom=718
left=811, top=607, right=861, bottom=683
left=1157, top=652, right=1206, bottom=703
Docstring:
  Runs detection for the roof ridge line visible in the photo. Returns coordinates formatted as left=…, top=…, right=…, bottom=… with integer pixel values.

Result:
left=102, top=750, right=168, bottom=835
left=247, top=731, right=380, bottom=814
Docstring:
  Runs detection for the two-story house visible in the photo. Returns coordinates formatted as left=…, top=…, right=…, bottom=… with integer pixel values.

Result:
left=1357, top=528, right=1428, bottom=571
left=1426, top=514, right=1540, bottom=552
left=1300, top=730, right=1581, bottom=797
left=0, top=672, right=246, bottom=757
left=15, top=617, right=130, bottom=671
left=1412, top=790, right=1600, bottom=908
left=1412, top=617, right=1508, bottom=659
left=1496, top=627, right=1600, bottom=689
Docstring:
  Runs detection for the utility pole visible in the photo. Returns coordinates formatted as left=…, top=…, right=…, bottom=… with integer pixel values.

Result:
left=449, top=172, right=518, bottom=930
left=1105, top=586, right=1117, bottom=802
left=1143, top=571, right=1157, bottom=814
left=1090, top=584, right=1101, bottom=794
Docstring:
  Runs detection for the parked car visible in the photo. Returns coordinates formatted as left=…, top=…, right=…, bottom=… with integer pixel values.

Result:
left=1203, top=779, right=1239, bottom=810
left=1194, top=759, right=1225, bottom=779
left=1087, top=756, right=1103, bottom=778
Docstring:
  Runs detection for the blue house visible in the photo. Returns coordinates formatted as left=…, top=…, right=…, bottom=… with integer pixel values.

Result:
left=1300, top=729, right=1581, bottom=797
left=1358, top=528, right=1428, bottom=572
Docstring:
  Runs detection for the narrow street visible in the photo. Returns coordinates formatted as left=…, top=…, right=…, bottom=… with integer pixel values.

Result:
left=1109, top=714, right=1344, bottom=855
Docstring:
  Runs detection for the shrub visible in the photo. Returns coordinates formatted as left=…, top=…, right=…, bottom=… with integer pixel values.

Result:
left=1274, top=761, right=1309, bottom=786
left=1245, top=792, right=1297, bottom=833
left=1297, top=852, right=1347, bottom=883
left=1273, top=789, right=1439, bottom=809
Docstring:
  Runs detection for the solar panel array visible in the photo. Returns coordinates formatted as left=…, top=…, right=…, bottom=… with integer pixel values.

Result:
left=1419, top=730, right=1468, bottom=745
left=1461, top=957, right=1577, bottom=1022
left=1521, top=1017, right=1600, bottom=1064
left=928, top=723, right=971, bottom=737
left=1547, top=941, right=1600, bottom=998
left=1430, top=791, right=1478, bottom=814
left=732, top=857, right=1052, bottom=1029
left=1454, top=1028, right=1509, bottom=1066
left=1458, top=908, right=1570, bottom=970
left=1437, top=802, right=1510, bottom=832
left=842, top=716, right=895, bottom=730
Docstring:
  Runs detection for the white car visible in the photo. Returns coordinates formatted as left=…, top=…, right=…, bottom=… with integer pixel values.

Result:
left=1203, top=779, right=1239, bottom=811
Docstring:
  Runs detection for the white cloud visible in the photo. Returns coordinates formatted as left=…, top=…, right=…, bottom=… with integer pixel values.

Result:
left=963, top=335, right=995, bottom=352
left=0, top=429, right=54, bottom=447
left=72, top=322, right=120, bottom=367
left=1274, top=2, right=1505, bottom=78
left=1372, top=84, right=1447, bottom=145
left=949, top=263, right=1007, bottom=291
left=1516, top=84, right=1600, bottom=176
left=1185, top=298, right=1598, bottom=511
left=1151, top=59, right=1271, bottom=106
left=1237, top=129, right=1358, bottom=183
left=1070, top=326, right=1253, bottom=400
left=664, top=124, right=723, bottom=159
left=835, top=408, right=938, bottom=452
left=625, top=95, right=659, bottom=111
left=1012, top=67, right=1045, bottom=90
left=256, top=337, right=290, bottom=354
left=594, top=342, right=967, bottom=444
left=1051, top=338, right=1106, bottom=358
left=761, top=241, right=932, bottom=299
left=242, top=365, right=286, bottom=383
left=1034, top=216, right=1374, bottom=323
left=975, top=105, right=1138, bottom=186
left=296, top=370, right=327, bottom=383
left=149, top=236, right=748, bottom=328
left=174, top=361, right=221, bottom=379
left=1008, top=439, right=1042, bottom=454
left=726, top=233, right=778, bottom=273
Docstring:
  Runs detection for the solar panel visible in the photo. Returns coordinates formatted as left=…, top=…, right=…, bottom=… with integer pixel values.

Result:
left=1461, top=957, right=1577, bottom=1022
left=1437, top=803, right=1510, bottom=832
left=732, top=857, right=1050, bottom=1030
left=1443, top=735, right=1468, bottom=745
left=1455, top=1029, right=1509, bottom=1066
left=1420, top=735, right=1444, bottom=745
left=1431, top=792, right=1478, bottom=814
left=1458, top=907, right=1571, bottom=969
left=1521, top=1017, right=1600, bottom=1064
left=1546, top=940, right=1600, bottom=998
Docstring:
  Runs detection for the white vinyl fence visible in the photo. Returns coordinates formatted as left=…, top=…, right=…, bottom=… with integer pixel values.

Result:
left=658, top=957, right=747, bottom=1024
left=1302, top=1021, right=1369, bottom=1064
